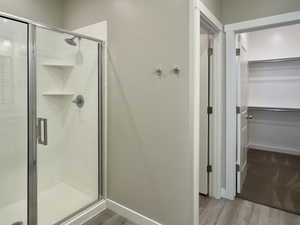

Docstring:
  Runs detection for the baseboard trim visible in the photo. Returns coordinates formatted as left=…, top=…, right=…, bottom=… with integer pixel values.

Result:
left=106, top=199, right=162, bottom=225
left=249, top=143, right=300, bottom=156
left=221, top=188, right=234, bottom=200
left=62, top=200, right=107, bottom=225
left=61, top=199, right=162, bottom=225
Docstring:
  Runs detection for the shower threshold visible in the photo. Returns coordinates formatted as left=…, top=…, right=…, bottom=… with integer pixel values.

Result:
left=0, top=183, right=95, bottom=225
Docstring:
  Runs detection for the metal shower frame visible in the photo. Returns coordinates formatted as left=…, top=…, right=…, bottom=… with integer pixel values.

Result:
left=0, top=11, right=105, bottom=225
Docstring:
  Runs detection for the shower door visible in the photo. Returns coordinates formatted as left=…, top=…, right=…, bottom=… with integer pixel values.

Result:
left=0, top=15, right=103, bottom=225
left=34, top=27, right=103, bottom=224
left=0, top=17, right=28, bottom=225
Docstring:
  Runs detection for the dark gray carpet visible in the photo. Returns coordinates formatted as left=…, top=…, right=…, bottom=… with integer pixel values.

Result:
left=239, top=149, right=300, bottom=214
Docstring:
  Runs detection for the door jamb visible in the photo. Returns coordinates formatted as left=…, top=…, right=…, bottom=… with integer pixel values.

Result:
left=190, top=1, right=223, bottom=224
left=224, top=10, right=300, bottom=200
left=199, top=1, right=223, bottom=200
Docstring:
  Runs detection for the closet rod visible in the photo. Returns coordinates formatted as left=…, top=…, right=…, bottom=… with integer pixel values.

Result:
left=248, top=106, right=300, bottom=113
left=249, top=56, right=300, bottom=64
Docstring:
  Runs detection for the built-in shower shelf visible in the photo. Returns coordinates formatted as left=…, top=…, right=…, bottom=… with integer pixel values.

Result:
left=42, top=61, right=74, bottom=68
left=42, top=92, right=75, bottom=96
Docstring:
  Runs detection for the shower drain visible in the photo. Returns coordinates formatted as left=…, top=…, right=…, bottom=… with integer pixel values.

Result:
left=12, top=222, right=23, bottom=225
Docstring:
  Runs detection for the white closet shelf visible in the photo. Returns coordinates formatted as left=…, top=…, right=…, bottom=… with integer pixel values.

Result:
left=248, top=106, right=300, bottom=113
left=249, top=56, right=300, bottom=64
left=42, top=61, right=75, bottom=68
left=42, top=92, right=75, bottom=96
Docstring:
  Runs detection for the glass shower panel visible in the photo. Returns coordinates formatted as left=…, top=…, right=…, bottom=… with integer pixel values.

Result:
left=35, top=27, right=100, bottom=224
left=0, top=18, right=28, bottom=224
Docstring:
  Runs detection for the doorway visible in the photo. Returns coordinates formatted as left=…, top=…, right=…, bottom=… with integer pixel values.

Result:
left=235, top=25, right=300, bottom=214
left=225, top=11, right=300, bottom=215
left=191, top=2, right=224, bottom=224
left=199, top=24, right=213, bottom=196
left=197, top=2, right=224, bottom=200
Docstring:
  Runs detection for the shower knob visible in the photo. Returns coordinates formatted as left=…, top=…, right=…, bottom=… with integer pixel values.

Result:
left=72, top=95, right=85, bottom=108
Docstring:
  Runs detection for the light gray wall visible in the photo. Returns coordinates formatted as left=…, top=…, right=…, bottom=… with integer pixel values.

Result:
left=201, top=0, right=222, bottom=20
left=63, top=0, right=193, bottom=225
left=222, top=0, right=300, bottom=24
left=0, top=0, right=63, bottom=26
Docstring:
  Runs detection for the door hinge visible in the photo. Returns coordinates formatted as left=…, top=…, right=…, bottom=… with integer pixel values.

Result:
left=207, top=165, right=212, bottom=173
left=207, top=106, right=213, bottom=114
left=208, top=48, right=213, bottom=56
left=236, top=164, right=240, bottom=172
left=236, top=106, right=241, bottom=114
left=236, top=48, right=241, bottom=56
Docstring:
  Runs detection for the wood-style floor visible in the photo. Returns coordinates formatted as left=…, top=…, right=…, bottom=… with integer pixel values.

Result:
left=84, top=197, right=300, bottom=225
left=199, top=196, right=300, bottom=225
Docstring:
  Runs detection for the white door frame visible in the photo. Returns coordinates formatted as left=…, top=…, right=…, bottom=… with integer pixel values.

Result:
left=224, top=11, right=300, bottom=200
left=199, top=6, right=223, bottom=199
left=189, top=1, right=223, bottom=224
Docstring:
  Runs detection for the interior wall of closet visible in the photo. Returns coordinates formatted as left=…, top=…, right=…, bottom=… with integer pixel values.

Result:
left=247, top=24, right=300, bottom=156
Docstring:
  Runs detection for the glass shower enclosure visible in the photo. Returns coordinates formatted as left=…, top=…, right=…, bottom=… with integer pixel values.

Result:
left=0, top=13, right=103, bottom=225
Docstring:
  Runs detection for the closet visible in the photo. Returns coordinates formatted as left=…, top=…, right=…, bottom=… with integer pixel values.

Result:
left=248, top=24, right=300, bottom=156
left=238, top=24, right=300, bottom=214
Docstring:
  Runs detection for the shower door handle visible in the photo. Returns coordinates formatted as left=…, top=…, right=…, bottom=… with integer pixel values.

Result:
left=37, top=118, right=48, bottom=146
